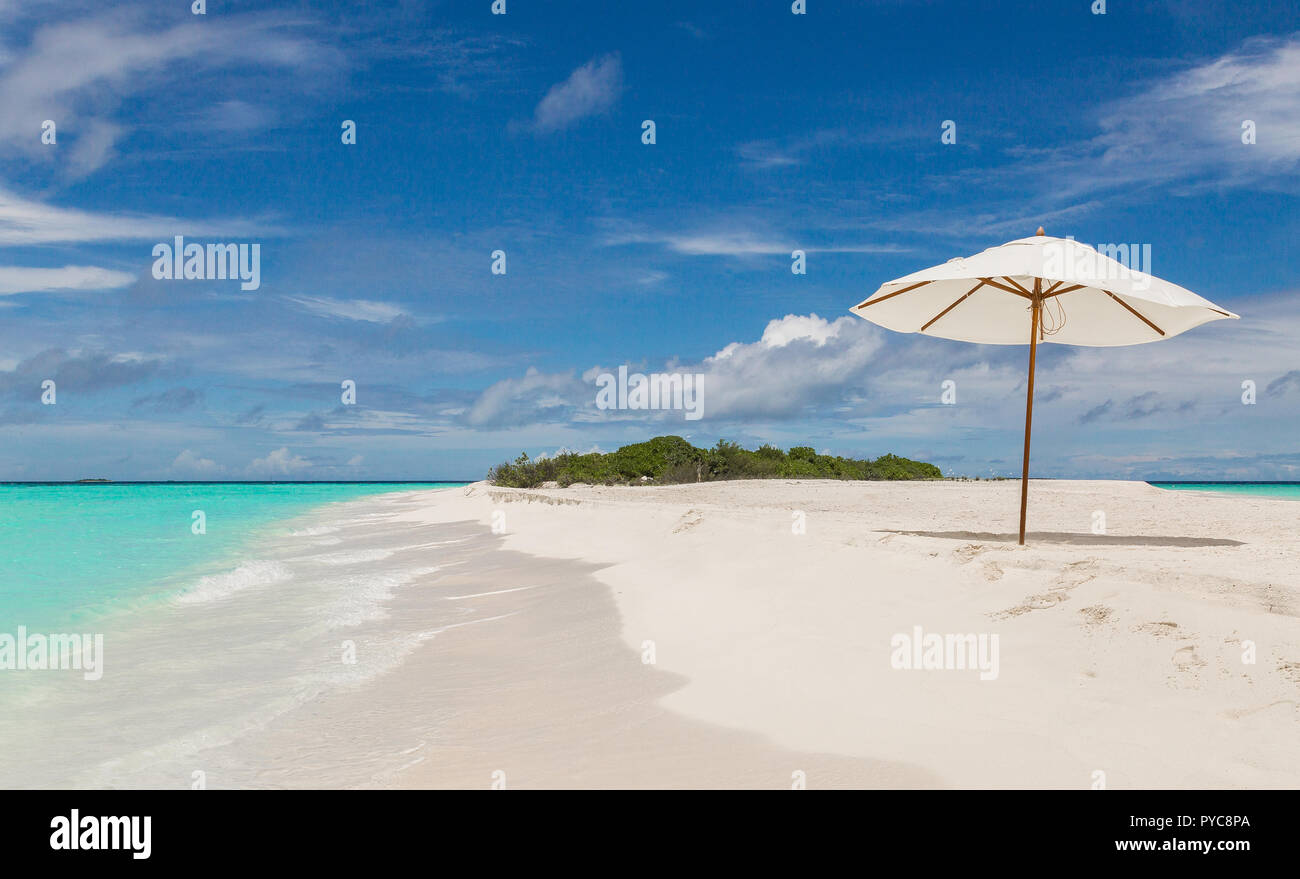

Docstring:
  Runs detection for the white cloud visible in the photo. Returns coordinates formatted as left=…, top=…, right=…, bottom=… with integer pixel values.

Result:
left=455, top=292, right=1300, bottom=472
left=695, top=314, right=886, bottom=419
left=248, top=446, right=311, bottom=477
left=0, top=13, right=335, bottom=177
left=0, top=264, right=134, bottom=295
left=464, top=367, right=581, bottom=428
left=1088, top=34, right=1300, bottom=185
left=735, top=129, right=855, bottom=170
left=201, top=99, right=274, bottom=133
left=735, top=142, right=801, bottom=169
left=287, top=296, right=408, bottom=323
left=868, top=34, right=1300, bottom=238
left=171, top=449, right=222, bottom=477
left=387, top=28, right=527, bottom=96
left=607, top=227, right=907, bottom=257
left=532, top=53, right=622, bottom=133
left=464, top=314, right=888, bottom=429
left=0, top=185, right=270, bottom=245
left=710, top=313, right=848, bottom=360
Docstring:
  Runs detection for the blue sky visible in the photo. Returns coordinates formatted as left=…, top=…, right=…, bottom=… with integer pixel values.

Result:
left=0, top=0, right=1297, bottom=480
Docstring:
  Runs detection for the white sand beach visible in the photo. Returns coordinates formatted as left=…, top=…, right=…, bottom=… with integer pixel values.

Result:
left=374, top=478, right=1299, bottom=789
left=13, top=478, right=1293, bottom=790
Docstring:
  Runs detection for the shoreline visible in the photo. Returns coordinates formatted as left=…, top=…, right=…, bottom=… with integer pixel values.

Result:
left=390, top=479, right=1300, bottom=788
left=4, top=478, right=1296, bottom=788
left=247, top=519, right=935, bottom=789
left=0, top=487, right=466, bottom=788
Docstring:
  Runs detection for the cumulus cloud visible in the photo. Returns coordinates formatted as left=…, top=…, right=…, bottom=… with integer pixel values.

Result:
left=462, top=314, right=888, bottom=429
left=454, top=292, right=1298, bottom=481
left=697, top=314, right=885, bottom=419
left=247, top=446, right=311, bottom=477
left=171, top=448, right=221, bottom=477
left=464, top=367, right=582, bottom=429
left=532, top=53, right=622, bottom=133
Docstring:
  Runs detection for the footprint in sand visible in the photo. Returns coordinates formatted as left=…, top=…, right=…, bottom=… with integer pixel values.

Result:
left=1134, top=620, right=1182, bottom=638
left=1078, top=605, right=1113, bottom=626
left=989, top=559, right=1098, bottom=620
left=671, top=509, right=704, bottom=534
left=1173, top=644, right=1206, bottom=670
left=982, top=561, right=1003, bottom=581
left=1052, top=559, right=1099, bottom=590
left=990, top=591, right=1067, bottom=620
left=952, top=543, right=986, bottom=564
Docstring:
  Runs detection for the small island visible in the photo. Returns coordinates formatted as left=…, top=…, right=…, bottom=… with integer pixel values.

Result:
left=488, top=435, right=940, bottom=488
left=74, top=478, right=113, bottom=483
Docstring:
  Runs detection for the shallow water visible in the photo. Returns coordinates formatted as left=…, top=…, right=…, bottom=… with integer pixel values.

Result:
left=0, top=485, right=471, bottom=788
left=1148, top=482, right=1300, bottom=500
left=0, top=482, right=460, bottom=629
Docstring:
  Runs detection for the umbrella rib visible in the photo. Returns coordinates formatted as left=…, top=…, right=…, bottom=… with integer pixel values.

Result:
left=855, top=279, right=932, bottom=310
left=920, top=280, right=987, bottom=332
left=1103, top=290, right=1165, bottom=336
left=1043, top=283, right=1084, bottom=299
left=980, top=277, right=1031, bottom=298
left=1001, top=276, right=1033, bottom=297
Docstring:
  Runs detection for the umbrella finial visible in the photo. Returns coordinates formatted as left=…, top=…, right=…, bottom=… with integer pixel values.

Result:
left=1035, top=226, right=1045, bottom=236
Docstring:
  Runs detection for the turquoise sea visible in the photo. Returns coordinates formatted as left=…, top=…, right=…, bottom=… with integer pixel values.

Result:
left=1148, top=482, right=1300, bottom=500
left=0, top=482, right=479, bottom=787
left=0, top=482, right=464, bottom=631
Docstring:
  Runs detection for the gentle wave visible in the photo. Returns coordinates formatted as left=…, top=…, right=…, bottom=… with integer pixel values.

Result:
left=309, top=548, right=398, bottom=565
left=174, top=560, right=293, bottom=605
left=288, top=525, right=342, bottom=537
left=324, top=566, right=444, bottom=629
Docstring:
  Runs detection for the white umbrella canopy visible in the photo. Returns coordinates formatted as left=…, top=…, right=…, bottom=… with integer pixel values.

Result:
left=853, top=233, right=1237, bottom=345
left=851, top=229, right=1239, bottom=544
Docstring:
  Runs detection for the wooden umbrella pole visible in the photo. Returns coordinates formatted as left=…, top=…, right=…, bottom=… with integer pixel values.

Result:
left=1018, top=281, right=1041, bottom=545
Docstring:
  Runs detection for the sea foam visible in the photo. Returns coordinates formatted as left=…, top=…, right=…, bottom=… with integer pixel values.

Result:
left=174, top=560, right=293, bottom=605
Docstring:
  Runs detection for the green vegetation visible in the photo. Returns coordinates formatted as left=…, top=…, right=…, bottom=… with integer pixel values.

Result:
left=487, top=436, right=941, bottom=488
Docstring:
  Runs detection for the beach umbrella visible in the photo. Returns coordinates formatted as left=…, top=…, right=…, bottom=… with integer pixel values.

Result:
left=850, top=229, right=1238, bottom=544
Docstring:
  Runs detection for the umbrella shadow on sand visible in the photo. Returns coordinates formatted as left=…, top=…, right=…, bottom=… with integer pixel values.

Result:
left=881, top=530, right=1244, bottom=548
